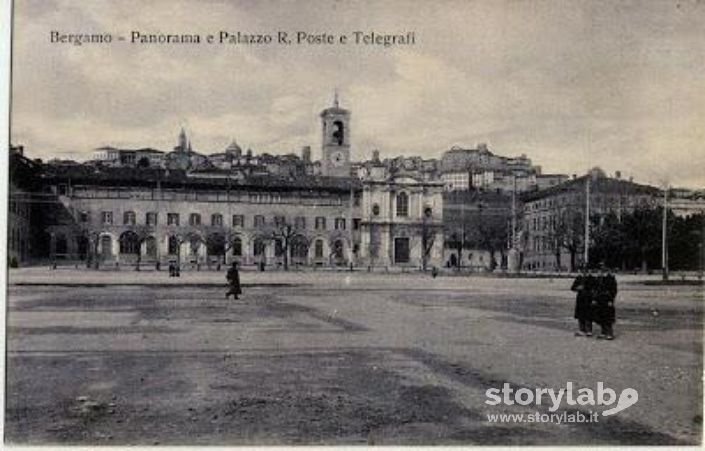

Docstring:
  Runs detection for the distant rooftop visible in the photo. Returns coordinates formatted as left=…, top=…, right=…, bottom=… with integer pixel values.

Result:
left=40, top=163, right=361, bottom=192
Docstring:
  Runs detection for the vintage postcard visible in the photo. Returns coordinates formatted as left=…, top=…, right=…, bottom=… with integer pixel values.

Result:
left=4, top=0, right=704, bottom=447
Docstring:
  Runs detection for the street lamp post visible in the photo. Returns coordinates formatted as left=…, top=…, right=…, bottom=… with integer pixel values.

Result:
left=698, top=210, right=705, bottom=280
left=584, top=176, right=590, bottom=267
left=662, top=187, right=669, bottom=281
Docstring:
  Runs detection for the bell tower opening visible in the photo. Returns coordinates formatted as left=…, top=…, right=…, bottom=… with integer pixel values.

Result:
left=332, top=121, right=344, bottom=146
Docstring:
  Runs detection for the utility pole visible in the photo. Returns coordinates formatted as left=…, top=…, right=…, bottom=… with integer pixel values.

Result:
left=698, top=210, right=705, bottom=280
left=583, top=175, right=590, bottom=267
left=511, top=176, right=517, bottom=247
left=459, top=199, right=466, bottom=271
left=662, top=187, right=669, bottom=281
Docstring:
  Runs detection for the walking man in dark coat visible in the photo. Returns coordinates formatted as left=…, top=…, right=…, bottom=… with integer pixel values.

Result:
left=226, top=261, right=242, bottom=300
left=571, top=265, right=594, bottom=336
left=593, top=264, right=617, bottom=340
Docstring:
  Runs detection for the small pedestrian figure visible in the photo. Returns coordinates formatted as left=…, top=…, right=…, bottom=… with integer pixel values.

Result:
left=175, top=264, right=181, bottom=277
left=431, top=266, right=439, bottom=278
left=226, top=261, right=242, bottom=300
left=571, top=265, right=594, bottom=337
left=593, top=264, right=617, bottom=340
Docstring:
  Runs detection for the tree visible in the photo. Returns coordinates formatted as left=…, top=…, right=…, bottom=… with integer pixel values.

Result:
left=76, top=226, right=101, bottom=269
left=269, top=221, right=297, bottom=271
left=176, top=229, right=205, bottom=267
left=420, top=218, right=439, bottom=271
left=366, top=224, right=380, bottom=268
left=121, top=224, right=153, bottom=271
left=205, top=230, right=241, bottom=267
left=619, top=207, right=661, bottom=272
left=669, top=213, right=704, bottom=271
left=445, top=228, right=466, bottom=270
left=590, top=212, right=627, bottom=270
left=443, top=205, right=470, bottom=271
left=552, top=208, right=585, bottom=271
left=465, top=204, right=510, bottom=271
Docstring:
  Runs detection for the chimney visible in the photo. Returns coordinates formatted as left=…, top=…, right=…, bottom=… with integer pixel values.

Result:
left=615, top=170, right=621, bottom=179
left=372, top=149, right=380, bottom=162
left=572, top=174, right=577, bottom=180
left=301, top=146, right=311, bottom=162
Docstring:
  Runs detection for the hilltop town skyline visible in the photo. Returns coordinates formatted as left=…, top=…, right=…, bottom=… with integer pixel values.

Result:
left=11, top=0, right=705, bottom=189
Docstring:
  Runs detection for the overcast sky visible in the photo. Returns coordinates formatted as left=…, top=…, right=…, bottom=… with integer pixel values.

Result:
left=11, top=0, right=705, bottom=188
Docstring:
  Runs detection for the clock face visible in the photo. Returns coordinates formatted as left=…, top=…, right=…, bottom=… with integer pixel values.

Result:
left=331, top=151, right=345, bottom=167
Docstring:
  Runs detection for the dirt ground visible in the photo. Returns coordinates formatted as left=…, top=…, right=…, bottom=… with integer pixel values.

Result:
left=4, top=270, right=703, bottom=445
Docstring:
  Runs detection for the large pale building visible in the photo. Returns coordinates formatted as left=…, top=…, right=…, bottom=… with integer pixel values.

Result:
left=42, top=165, right=361, bottom=269
left=520, top=169, right=661, bottom=272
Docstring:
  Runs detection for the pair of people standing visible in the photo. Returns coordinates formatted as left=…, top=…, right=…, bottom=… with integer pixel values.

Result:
left=571, top=265, right=617, bottom=340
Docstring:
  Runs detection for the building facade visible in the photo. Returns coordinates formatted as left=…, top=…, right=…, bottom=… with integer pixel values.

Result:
left=8, top=146, right=41, bottom=265
left=357, top=163, right=445, bottom=269
left=520, top=169, right=661, bottom=271
left=439, top=144, right=558, bottom=193
left=42, top=166, right=361, bottom=269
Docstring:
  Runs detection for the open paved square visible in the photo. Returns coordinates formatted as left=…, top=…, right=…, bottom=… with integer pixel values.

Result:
left=5, top=269, right=703, bottom=445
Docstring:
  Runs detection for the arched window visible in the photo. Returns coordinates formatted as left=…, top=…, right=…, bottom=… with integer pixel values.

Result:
left=291, top=236, right=308, bottom=259
left=253, top=238, right=266, bottom=256
left=189, top=240, right=200, bottom=256
left=119, top=231, right=140, bottom=254
left=232, top=237, right=242, bottom=256
left=168, top=236, right=180, bottom=255
left=123, top=211, right=136, bottom=225
left=396, top=192, right=409, bottom=217
left=333, top=240, right=344, bottom=260
left=77, top=235, right=88, bottom=259
left=314, top=239, right=324, bottom=258
left=55, top=234, right=68, bottom=255
left=101, top=235, right=113, bottom=256
left=145, top=236, right=157, bottom=257
left=206, top=233, right=225, bottom=256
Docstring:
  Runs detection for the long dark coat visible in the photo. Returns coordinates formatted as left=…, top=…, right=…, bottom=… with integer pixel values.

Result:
left=226, top=266, right=242, bottom=296
left=593, top=274, right=617, bottom=325
left=571, top=274, right=594, bottom=320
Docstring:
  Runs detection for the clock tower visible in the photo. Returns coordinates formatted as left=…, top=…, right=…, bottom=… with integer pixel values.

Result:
left=320, top=93, right=351, bottom=177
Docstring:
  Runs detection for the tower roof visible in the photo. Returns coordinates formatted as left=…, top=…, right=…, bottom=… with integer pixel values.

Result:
left=320, top=92, right=350, bottom=116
